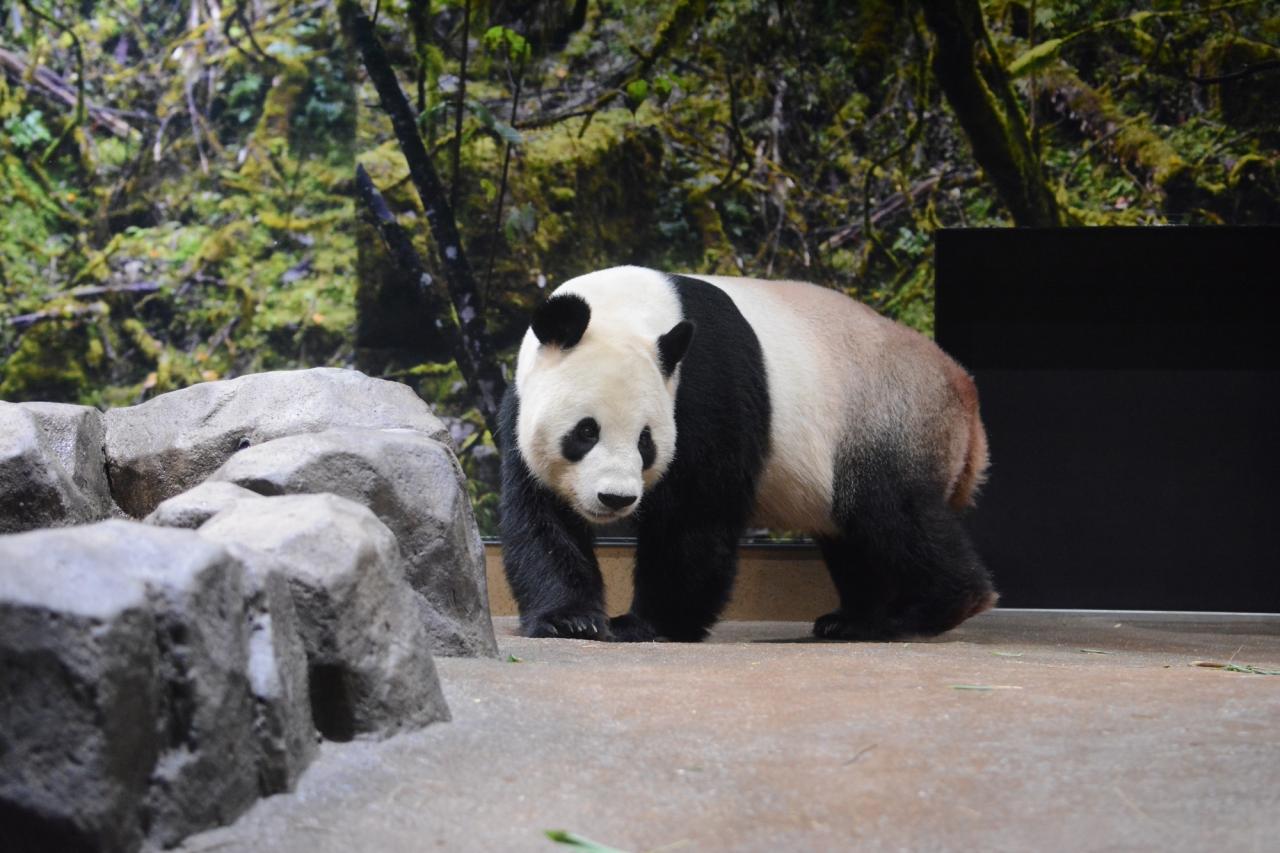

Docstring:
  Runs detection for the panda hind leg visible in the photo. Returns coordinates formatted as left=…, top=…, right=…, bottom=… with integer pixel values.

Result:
left=813, top=536, right=895, bottom=641
left=817, top=487, right=996, bottom=641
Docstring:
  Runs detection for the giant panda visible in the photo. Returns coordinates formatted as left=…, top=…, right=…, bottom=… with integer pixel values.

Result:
left=499, top=265, right=995, bottom=642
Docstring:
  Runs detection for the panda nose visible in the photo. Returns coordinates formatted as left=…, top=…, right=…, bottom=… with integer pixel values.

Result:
left=598, top=492, right=637, bottom=510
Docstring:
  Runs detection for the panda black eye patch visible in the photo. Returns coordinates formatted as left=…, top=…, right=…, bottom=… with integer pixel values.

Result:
left=561, top=417, right=600, bottom=462
left=638, top=426, right=656, bottom=470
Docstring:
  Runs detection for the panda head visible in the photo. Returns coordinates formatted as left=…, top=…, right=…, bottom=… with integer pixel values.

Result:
left=516, top=292, right=694, bottom=524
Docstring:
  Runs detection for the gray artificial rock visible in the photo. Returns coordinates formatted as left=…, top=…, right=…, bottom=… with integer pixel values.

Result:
left=209, top=427, right=497, bottom=658
left=144, top=480, right=265, bottom=529
left=0, top=401, right=119, bottom=533
left=103, top=368, right=451, bottom=517
left=0, top=532, right=159, bottom=853
left=198, top=494, right=451, bottom=740
left=119, top=527, right=261, bottom=848
left=19, top=402, right=119, bottom=518
left=0, top=521, right=260, bottom=851
left=223, top=542, right=318, bottom=795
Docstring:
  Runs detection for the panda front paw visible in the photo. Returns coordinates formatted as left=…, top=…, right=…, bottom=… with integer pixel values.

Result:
left=813, top=609, right=896, bottom=642
left=523, top=608, right=611, bottom=640
left=609, top=613, right=660, bottom=642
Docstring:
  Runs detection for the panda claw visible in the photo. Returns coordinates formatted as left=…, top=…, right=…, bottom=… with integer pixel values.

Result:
left=525, top=609, right=610, bottom=640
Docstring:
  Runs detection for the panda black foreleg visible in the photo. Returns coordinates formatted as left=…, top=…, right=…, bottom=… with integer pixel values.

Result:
left=499, top=465, right=610, bottom=639
left=616, top=509, right=745, bottom=642
left=819, top=484, right=996, bottom=641
left=498, top=391, right=610, bottom=640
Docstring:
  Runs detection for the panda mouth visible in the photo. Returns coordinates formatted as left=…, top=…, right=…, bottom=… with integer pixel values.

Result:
left=582, top=506, right=632, bottom=524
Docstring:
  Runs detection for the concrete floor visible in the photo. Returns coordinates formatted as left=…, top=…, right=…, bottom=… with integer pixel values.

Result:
left=182, top=611, right=1280, bottom=853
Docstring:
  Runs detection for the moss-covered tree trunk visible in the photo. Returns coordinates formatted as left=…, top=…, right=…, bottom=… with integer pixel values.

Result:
left=920, top=0, right=1064, bottom=227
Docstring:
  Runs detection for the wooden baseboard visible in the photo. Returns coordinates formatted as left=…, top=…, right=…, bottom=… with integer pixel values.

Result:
left=484, top=541, right=838, bottom=622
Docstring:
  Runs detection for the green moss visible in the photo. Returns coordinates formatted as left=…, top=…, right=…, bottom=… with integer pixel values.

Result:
left=523, top=106, right=660, bottom=168
left=0, top=322, right=93, bottom=402
left=254, top=73, right=308, bottom=147
left=548, top=186, right=576, bottom=204
left=685, top=196, right=737, bottom=273
left=356, top=141, right=419, bottom=213
left=197, top=221, right=254, bottom=266
left=1200, top=37, right=1280, bottom=129
left=514, top=107, right=669, bottom=280
left=852, top=0, right=905, bottom=93
left=121, top=318, right=163, bottom=361
left=1114, top=124, right=1189, bottom=189
left=85, top=333, right=105, bottom=369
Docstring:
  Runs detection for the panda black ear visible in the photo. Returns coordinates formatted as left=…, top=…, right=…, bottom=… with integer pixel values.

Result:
left=657, top=320, right=695, bottom=377
left=531, top=294, right=591, bottom=349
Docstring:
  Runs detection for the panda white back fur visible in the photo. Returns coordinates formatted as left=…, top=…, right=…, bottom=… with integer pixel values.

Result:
left=500, top=265, right=994, bottom=642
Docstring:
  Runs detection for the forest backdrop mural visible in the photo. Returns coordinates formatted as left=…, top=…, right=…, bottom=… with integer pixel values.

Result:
left=2, top=0, right=1277, bottom=532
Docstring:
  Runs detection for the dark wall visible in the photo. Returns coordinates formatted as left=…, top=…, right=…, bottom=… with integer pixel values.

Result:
left=935, top=227, right=1280, bottom=612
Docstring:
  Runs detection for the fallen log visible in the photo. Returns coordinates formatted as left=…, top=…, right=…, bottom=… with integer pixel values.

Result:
left=0, top=46, right=136, bottom=139
left=820, top=172, right=974, bottom=253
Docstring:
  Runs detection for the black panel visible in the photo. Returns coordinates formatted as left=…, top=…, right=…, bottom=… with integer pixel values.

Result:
left=970, top=369, right=1280, bottom=610
left=936, top=226, right=1280, bottom=370
left=936, top=227, right=1280, bottom=612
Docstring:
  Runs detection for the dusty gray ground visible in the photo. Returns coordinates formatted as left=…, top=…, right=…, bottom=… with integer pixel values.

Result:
left=182, top=611, right=1280, bottom=853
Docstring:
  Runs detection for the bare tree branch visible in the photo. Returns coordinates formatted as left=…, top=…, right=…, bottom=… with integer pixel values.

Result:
left=340, top=0, right=506, bottom=436
left=822, top=172, right=976, bottom=253
left=516, top=0, right=708, bottom=129
left=451, top=0, right=471, bottom=213
left=485, top=50, right=526, bottom=296
left=7, top=302, right=109, bottom=330
left=1187, top=59, right=1280, bottom=85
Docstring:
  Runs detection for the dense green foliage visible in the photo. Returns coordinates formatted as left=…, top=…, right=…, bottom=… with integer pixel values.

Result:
left=3, top=0, right=1277, bottom=532
left=1, top=1, right=356, bottom=407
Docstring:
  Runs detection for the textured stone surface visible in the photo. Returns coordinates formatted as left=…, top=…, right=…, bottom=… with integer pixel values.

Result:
left=20, top=402, right=118, bottom=518
left=4, top=368, right=484, bottom=849
left=211, top=428, right=496, bottom=657
left=118, top=526, right=261, bottom=848
left=0, top=522, right=259, bottom=851
left=199, top=494, right=451, bottom=740
left=0, top=402, right=119, bottom=533
left=181, top=613, right=1280, bottom=853
left=144, top=481, right=265, bottom=529
left=103, top=368, right=450, bottom=517
left=0, top=533, right=158, bottom=853
left=224, top=543, right=318, bottom=795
